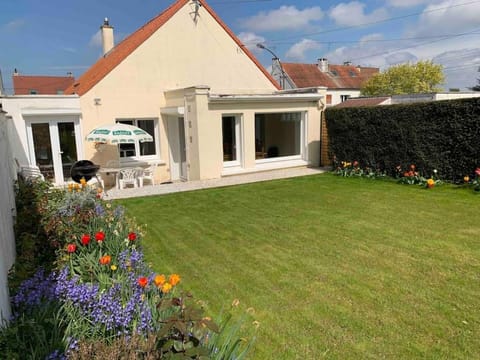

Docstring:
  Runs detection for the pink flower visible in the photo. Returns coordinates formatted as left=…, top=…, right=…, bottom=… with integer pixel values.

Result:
left=475, top=168, right=480, bottom=176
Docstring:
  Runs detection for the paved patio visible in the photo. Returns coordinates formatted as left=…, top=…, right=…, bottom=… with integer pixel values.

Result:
left=105, top=166, right=328, bottom=199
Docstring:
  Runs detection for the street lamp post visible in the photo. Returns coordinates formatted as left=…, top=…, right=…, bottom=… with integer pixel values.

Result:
left=256, top=43, right=286, bottom=89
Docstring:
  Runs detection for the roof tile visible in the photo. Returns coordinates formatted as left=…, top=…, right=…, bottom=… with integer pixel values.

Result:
left=13, top=75, right=74, bottom=95
left=283, top=62, right=379, bottom=89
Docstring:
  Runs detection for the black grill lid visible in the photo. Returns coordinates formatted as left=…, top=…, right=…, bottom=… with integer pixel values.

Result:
left=70, top=160, right=100, bottom=183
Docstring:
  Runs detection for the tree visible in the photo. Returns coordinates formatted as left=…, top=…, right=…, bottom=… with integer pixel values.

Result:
left=361, top=60, right=445, bottom=96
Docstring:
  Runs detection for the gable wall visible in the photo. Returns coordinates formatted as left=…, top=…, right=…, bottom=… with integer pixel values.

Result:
left=80, top=2, right=277, bottom=171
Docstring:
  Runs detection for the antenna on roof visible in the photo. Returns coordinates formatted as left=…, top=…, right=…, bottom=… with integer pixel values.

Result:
left=192, top=0, right=201, bottom=23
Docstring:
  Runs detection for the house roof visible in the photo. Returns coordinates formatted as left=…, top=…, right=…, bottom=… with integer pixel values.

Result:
left=65, top=0, right=279, bottom=96
left=334, top=96, right=391, bottom=108
left=282, top=62, right=378, bottom=90
left=13, top=75, right=75, bottom=95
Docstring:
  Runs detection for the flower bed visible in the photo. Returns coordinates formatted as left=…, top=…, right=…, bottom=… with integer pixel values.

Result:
left=2, top=179, right=255, bottom=359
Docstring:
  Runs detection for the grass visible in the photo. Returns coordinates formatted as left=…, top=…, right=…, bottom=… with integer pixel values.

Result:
left=118, top=173, right=480, bottom=359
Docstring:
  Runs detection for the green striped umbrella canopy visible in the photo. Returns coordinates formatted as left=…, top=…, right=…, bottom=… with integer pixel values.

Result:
left=85, top=123, right=153, bottom=144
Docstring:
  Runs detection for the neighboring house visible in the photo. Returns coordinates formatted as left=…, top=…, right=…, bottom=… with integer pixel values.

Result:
left=0, top=95, right=82, bottom=184
left=391, top=92, right=480, bottom=104
left=334, top=96, right=391, bottom=108
left=57, top=0, right=325, bottom=184
left=272, top=58, right=378, bottom=106
left=12, top=70, right=75, bottom=95
left=333, top=92, right=480, bottom=108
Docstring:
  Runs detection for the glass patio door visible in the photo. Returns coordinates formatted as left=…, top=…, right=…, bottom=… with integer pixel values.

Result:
left=27, top=120, right=81, bottom=184
left=222, top=115, right=242, bottom=167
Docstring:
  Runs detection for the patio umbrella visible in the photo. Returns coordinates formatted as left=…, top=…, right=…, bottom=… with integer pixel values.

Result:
left=85, top=123, right=153, bottom=144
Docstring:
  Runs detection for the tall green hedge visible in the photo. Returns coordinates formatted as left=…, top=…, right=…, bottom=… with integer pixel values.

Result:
left=325, top=97, right=480, bottom=182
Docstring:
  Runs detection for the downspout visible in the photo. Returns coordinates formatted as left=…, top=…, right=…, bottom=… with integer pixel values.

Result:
left=318, top=97, right=327, bottom=167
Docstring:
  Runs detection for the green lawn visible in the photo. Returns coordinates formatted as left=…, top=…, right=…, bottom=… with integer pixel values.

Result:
left=118, top=173, right=480, bottom=359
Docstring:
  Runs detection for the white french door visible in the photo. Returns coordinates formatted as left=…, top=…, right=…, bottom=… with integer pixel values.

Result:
left=26, top=118, right=82, bottom=185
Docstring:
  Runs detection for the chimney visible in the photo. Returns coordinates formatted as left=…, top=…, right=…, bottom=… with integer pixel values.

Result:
left=343, top=61, right=352, bottom=66
left=317, top=58, right=328, bottom=72
left=13, top=68, right=19, bottom=76
left=101, top=18, right=114, bottom=55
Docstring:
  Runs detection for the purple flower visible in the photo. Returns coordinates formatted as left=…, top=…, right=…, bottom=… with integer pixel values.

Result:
left=95, top=204, right=105, bottom=216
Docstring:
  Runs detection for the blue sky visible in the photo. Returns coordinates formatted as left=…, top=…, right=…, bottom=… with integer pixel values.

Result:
left=1, top=0, right=480, bottom=94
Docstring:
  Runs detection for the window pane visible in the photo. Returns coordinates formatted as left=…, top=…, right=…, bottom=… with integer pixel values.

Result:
left=255, top=113, right=301, bottom=159
left=138, top=120, right=156, bottom=156
left=31, top=123, right=55, bottom=181
left=222, top=116, right=236, bottom=161
left=118, top=120, right=135, bottom=157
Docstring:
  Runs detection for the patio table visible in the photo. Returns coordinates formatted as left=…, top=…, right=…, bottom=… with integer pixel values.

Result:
left=99, top=162, right=149, bottom=189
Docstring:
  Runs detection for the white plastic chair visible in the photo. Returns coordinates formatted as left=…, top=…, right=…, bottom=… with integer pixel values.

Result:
left=88, top=175, right=105, bottom=189
left=137, top=163, right=157, bottom=187
left=118, top=168, right=138, bottom=189
left=19, top=165, right=45, bottom=181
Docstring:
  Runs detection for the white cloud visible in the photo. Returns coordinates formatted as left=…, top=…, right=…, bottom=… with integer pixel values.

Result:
left=285, top=39, right=322, bottom=61
left=239, top=6, right=324, bottom=32
left=434, top=48, right=480, bottom=89
left=385, top=51, right=418, bottom=65
left=89, top=30, right=102, bottom=47
left=359, top=33, right=385, bottom=45
left=329, top=1, right=388, bottom=27
left=386, top=0, right=433, bottom=8
left=237, top=32, right=265, bottom=52
left=3, top=19, right=25, bottom=32
left=412, top=0, right=480, bottom=36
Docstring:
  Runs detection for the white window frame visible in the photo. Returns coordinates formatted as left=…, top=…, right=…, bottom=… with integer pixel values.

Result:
left=255, top=111, right=306, bottom=164
left=116, top=118, right=161, bottom=163
left=25, top=116, right=83, bottom=185
left=222, top=114, right=244, bottom=169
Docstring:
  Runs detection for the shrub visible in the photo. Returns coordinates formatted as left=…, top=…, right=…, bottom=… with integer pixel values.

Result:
left=325, top=97, right=480, bottom=182
left=3, top=182, right=256, bottom=359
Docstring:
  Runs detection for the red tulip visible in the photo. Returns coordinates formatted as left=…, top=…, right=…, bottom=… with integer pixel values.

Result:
left=81, top=234, right=90, bottom=246
left=137, top=277, right=148, bottom=288
left=128, top=232, right=137, bottom=241
left=67, top=243, right=77, bottom=253
left=95, top=231, right=105, bottom=242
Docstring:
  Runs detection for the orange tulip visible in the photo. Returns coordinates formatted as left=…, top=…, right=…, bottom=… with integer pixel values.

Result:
left=169, top=274, right=181, bottom=286
left=99, top=255, right=111, bottom=265
left=154, top=274, right=166, bottom=287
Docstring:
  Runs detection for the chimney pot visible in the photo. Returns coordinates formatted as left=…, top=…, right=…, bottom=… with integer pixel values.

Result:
left=317, top=58, right=328, bottom=72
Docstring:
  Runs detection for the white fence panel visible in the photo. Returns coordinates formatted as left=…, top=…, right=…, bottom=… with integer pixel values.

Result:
left=0, top=112, right=16, bottom=323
